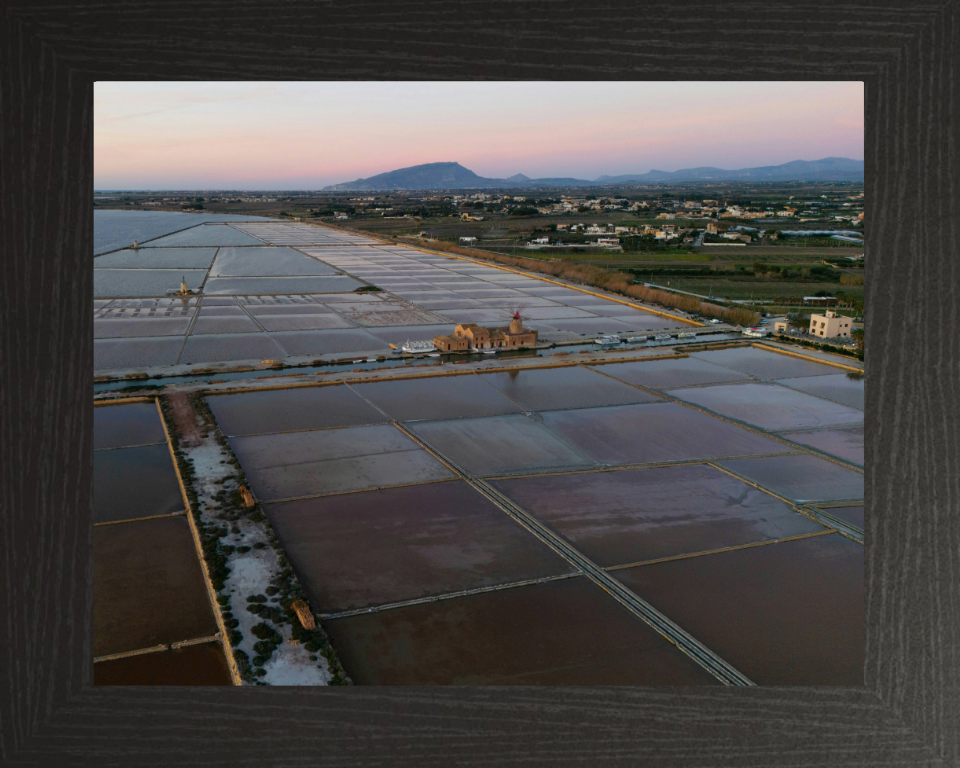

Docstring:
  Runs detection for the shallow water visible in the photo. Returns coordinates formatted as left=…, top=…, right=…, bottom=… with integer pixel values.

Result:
left=230, top=424, right=455, bottom=500
left=350, top=374, right=520, bottom=422
left=94, top=516, right=218, bottom=657
left=614, top=533, right=864, bottom=685
left=598, top=356, right=752, bottom=390
left=779, top=424, right=864, bottom=465
left=491, top=464, right=823, bottom=567
left=94, top=402, right=166, bottom=449
left=719, top=454, right=864, bottom=502
left=94, top=269, right=207, bottom=298
left=94, top=247, right=218, bottom=270
left=203, top=276, right=363, bottom=294
left=325, top=577, right=719, bottom=685
left=94, top=643, right=233, bottom=685
left=179, top=333, right=285, bottom=365
left=270, top=329, right=391, bottom=357
left=777, top=373, right=864, bottom=410
left=94, top=336, right=185, bottom=371
left=540, top=402, right=786, bottom=465
left=691, top=347, right=840, bottom=379
left=94, top=444, right=185, bottom=523
left=825, top=505, right=864, bottom=528
left=191, top=315, right=260, bottom=335
left=207, top=384, right=386, bottom=436
left=480, top=366, right=659, bottom=411
left=266, top=481, right=574, bottom=613
left=409, top=414, right=595, bottom=476
left=94, top=317, right=193, bottom=340
left=257, top=313, right=355, bottom=331
left=93, top=210, right=273, bottom=255
left=209, top=247, right=340, bottom=277
left=668, top=382, right=864, bottom=431
left=144, top=224, right=265, bottom=248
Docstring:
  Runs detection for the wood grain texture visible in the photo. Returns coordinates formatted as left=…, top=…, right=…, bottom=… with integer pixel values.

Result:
left=1, top=0, right=957, bottom=765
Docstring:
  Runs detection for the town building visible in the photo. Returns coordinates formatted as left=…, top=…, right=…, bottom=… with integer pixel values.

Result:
left=434, top=313, right=538, bottom=352
left=809, top=309, right=852, bottom=338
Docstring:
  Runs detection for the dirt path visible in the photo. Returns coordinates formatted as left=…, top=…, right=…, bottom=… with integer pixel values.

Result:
left=166, top=391, right=203, bottom=447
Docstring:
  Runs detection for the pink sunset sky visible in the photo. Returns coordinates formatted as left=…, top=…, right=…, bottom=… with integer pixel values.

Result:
left=94, top=81, right=864, bottom=189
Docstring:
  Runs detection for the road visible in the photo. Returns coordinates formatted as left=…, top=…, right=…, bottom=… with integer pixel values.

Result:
left=642, top=281, right=783, bottom=307
left=643, top=281, right=723, bottom=303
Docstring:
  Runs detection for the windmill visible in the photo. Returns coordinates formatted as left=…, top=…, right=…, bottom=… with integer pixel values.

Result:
left=502, top=302, right=538, bottom=349
left=505, top=302, right=529, bottom=328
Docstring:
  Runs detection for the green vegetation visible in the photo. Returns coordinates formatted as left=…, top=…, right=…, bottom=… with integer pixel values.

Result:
left=852, top=327, right=864, bottom=351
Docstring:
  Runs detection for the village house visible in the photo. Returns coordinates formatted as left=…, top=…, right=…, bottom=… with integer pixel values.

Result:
left=434, top=313, right=538, bottom=352
left=808, top=309, right=852, bottom=339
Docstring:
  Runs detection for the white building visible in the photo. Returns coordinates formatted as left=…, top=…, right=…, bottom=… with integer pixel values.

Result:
left=809, top=310, right=852, bottom=338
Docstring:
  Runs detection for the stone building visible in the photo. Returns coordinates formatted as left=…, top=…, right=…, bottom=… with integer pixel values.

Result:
left=434, top=312, right=538, bottom=352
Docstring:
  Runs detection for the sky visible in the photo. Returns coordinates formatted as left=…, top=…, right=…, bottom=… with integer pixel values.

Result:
left=94, top=81, right=864, bottom=190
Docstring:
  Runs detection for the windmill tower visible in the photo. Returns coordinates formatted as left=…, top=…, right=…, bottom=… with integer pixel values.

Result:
left=504, top=304, right=537, bottom=348
left=506, top=302, right=528, bottom=330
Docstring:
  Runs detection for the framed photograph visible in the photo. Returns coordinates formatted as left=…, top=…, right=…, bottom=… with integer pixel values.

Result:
left=2, top=2, right=955, bottom=765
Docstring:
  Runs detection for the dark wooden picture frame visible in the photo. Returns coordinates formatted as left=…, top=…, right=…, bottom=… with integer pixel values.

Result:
left=2, top=1, right=957, bottom=765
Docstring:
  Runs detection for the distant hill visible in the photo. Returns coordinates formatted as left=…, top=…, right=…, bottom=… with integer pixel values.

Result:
left=322, top=162, right=593, bottom=191
left=323, top=162, right=501, bottom=191
left=594, top=158, right=864, bottom=184
left=323, top=158, right=863, bottom=191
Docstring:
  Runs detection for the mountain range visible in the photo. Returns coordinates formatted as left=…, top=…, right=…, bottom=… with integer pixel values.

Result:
left=322, top=158, right=864, bottom=191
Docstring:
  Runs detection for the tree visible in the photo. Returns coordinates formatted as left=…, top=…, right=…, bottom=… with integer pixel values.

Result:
left=851, top=327, right=864, bottom=351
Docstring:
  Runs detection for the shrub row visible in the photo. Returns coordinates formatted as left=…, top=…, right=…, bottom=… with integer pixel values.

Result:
left=186, top=388, right=352, bottom=685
